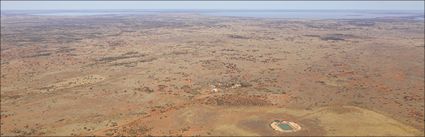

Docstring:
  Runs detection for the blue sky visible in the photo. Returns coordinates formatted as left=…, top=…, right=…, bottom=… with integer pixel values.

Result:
left=1, top=1, right=424, bottom=11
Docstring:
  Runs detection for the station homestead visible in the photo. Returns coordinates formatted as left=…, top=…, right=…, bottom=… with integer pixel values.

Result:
left=0, top=11, right=424, bottom=136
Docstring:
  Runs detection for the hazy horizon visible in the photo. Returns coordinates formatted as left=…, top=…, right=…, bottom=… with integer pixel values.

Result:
left=1, top=1, right=424, bottom=11
left=2, top=9, right=424, bottom=12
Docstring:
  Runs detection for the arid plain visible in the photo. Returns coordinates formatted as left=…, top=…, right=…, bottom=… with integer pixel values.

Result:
left=1, top=12, right=424, bottom=136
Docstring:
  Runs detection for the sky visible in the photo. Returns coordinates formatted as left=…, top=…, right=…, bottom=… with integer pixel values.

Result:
left=1, top=1, right=424, bottom=11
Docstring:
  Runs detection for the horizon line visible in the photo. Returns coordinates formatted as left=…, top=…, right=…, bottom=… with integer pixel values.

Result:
left=2, top=9, right=424, bottom=11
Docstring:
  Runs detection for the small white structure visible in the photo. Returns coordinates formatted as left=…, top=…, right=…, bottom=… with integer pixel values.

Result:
left=230, top=83, right=242, bottom=89
left=210, top=85, right=219, bottom=92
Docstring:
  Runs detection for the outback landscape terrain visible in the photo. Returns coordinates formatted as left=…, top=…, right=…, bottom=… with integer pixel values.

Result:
left=1, top=11, right=424, bottom=136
